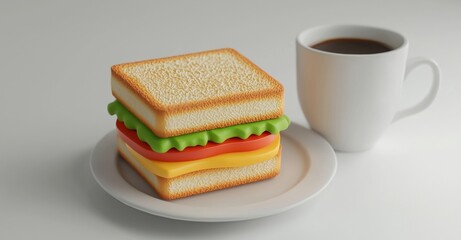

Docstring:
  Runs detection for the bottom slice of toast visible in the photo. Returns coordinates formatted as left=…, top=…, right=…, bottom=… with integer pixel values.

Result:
left=117, top=137, right=281, bottom=200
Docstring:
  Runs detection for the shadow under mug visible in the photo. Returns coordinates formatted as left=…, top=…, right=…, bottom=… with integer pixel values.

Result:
left=296, top=25, right=441, bottom=152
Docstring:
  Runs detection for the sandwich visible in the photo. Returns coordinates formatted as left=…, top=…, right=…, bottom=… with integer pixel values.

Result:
left=107, top=48, right=290, bottom=200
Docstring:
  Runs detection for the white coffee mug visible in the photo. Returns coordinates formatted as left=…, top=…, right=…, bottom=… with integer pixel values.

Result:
left=296, top=25, right=441, bottom=151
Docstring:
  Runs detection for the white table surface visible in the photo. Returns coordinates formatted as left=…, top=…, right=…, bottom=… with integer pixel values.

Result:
left=1, top=0, right=460, bottom=239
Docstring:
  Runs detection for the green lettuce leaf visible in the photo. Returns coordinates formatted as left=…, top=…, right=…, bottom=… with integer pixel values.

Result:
left=108, top=100, right=290, bottom=153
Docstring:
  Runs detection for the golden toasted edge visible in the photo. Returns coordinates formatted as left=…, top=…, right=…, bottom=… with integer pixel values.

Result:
left=111, top=48, right=284, bottom=112
left=158, top=151, right=281, bottom=200
left=112, top=74, right=284, bottom=138
left=111, top=89, right=167, bottom=137
left=160, top=107, right=284, bottom=138
left=118, top=143, right=282, bottom=200
left=112, top=95, right=283, bottom=138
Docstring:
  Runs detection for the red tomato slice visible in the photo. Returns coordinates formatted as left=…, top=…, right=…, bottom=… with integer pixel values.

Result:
left=116, top=121, right=276, bottom=162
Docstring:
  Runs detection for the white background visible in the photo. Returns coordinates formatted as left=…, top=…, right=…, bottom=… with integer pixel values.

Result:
left=1, top=0, right=460, bottom=239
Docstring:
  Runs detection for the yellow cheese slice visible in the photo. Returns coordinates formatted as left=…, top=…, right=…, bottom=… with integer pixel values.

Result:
left=124, top=134, right=281, bottom=178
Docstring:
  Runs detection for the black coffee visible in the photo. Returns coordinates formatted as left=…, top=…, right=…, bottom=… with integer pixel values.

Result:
left=311, top=38, right=392, bottom=54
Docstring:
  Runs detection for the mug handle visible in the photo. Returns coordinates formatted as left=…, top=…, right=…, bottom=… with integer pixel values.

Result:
left=393, top=57, right=441, bottom=122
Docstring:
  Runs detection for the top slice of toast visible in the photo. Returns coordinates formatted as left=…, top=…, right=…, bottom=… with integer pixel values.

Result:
left=111, top=48, right=283, bottom=112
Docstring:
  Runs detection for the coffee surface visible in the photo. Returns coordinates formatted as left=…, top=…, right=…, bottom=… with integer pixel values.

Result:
left=311, top=38, right=392, bottom=54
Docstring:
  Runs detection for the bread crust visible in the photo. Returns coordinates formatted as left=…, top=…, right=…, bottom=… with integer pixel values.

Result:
left=111, top=48, right=285, bottom=138
left=118, top=139, right=282, bottom=200
left=111, top=48, right=284, bottom=112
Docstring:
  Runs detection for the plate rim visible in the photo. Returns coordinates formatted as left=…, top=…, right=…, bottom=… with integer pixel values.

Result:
left=90, top=122, right=337, bottom=222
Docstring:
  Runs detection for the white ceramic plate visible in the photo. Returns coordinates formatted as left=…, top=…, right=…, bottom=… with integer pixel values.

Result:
left=90, top=123, right=337, bottom=222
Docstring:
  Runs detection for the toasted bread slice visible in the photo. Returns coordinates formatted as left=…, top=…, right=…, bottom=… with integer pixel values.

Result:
left=111, top=48, right=284, bottom=138
left=117, top=137, right=281, bottom=200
